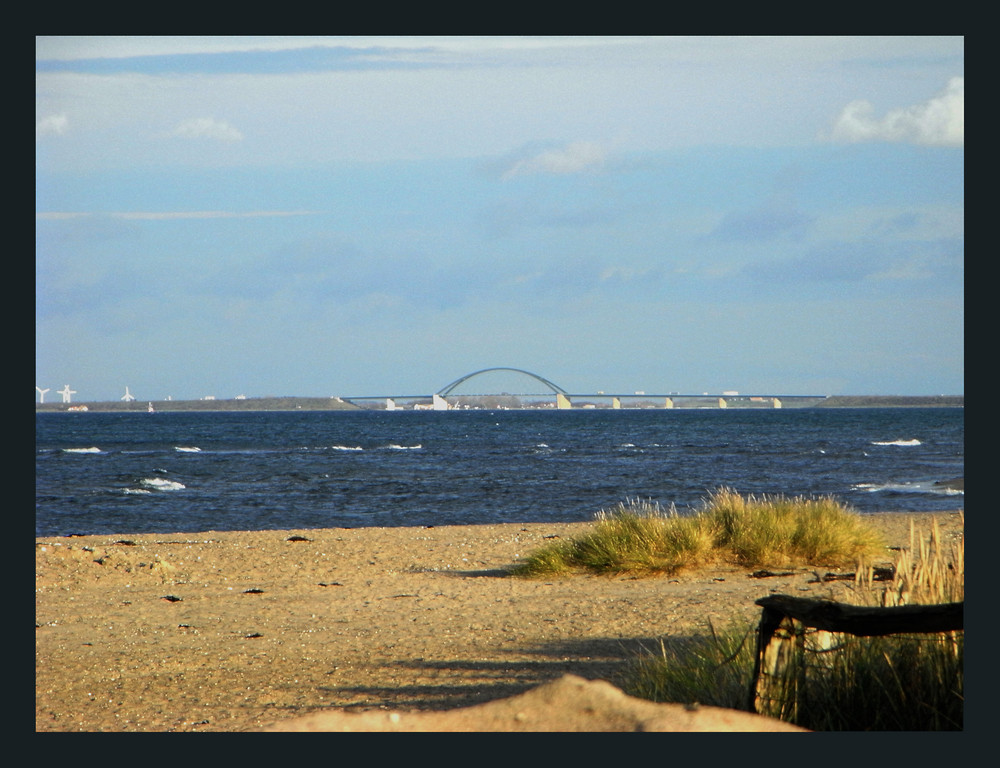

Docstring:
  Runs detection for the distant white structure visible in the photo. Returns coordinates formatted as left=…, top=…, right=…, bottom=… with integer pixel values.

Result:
left=235, top=394, right=246, bottom=399
left=121, top=386, right=136, bottom=402
left=36, top=386, right=50, bottom=403
left=432, top=393, right=449, bottom=411
left=58, top=384, right=76, bottom=404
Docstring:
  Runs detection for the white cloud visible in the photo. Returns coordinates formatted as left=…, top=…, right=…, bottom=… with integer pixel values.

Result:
left=171, top=117, right=243, bottom=141
left=828, top=77, right=963, bottom=147
left=36, top=113, right=68, bottom=138
left=501, top=141, right=606, bottom=180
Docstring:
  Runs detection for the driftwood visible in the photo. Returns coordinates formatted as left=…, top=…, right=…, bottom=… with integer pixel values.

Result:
left=755, top=595, right=962, bottom=636
left=749, top=569, right=796, bottom=579
left=749, top=566, right=896, bottom=582
left=810, top=565, right=896, bottom=583
left=749, top=594, right=963, bottom=717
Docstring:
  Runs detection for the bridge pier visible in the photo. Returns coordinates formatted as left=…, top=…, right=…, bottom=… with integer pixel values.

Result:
left=719, top=397, right=728, bottom=408
left=557, top=393, right=573, bottom=409
left=612, top=397, right=622, bottom=409
left=664, top=397, right=674, bottom=409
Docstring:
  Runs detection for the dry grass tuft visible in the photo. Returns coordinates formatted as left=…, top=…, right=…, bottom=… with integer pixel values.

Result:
left=512, top=489, right=885, bottom=578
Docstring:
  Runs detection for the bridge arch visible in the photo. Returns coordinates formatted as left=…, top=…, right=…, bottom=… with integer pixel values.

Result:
left=437, top=368, right=569, bottom=397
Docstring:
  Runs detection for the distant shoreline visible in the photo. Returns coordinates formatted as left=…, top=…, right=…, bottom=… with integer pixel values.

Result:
left=35, top=394, right=964, bottom=413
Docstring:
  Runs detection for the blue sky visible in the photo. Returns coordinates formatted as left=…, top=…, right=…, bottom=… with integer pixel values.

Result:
left=36, top=36, right=964, bottom=402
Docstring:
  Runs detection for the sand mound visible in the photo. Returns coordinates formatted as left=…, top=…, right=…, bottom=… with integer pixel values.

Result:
left=262, top=673, right=807, bottom=732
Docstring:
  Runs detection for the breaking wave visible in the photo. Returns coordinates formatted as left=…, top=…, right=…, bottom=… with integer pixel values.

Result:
left=871, top=439, right=922, bottom=447
left=139, top=477, right=186, bottom=491
left=853, top=480, right=963, bottom=496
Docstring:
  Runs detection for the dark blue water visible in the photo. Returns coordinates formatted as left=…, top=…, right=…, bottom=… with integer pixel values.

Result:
left=35, top=408, right=964, bottom=538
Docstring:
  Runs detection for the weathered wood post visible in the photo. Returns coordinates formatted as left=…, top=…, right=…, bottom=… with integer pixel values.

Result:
left=748, top=595, right=963, bottom=718
left=749, top=602, right=807, bottom=719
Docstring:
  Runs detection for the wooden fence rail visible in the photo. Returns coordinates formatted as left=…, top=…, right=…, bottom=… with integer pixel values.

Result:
left=749, top=594, right=963, bottom=718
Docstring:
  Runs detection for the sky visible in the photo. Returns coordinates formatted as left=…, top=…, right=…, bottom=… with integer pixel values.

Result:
left=36, top=36, right=964, bottom=402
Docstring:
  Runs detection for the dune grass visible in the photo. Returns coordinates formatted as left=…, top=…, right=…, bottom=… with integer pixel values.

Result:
left=624, top=622, right=759, bottom=711
left=621, top=515, right=964, bottom=730
left=511, top=488, right=885, bottom=578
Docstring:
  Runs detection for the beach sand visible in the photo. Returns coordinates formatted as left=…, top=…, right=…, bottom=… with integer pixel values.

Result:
left=35, top=510, right=963, bottom=732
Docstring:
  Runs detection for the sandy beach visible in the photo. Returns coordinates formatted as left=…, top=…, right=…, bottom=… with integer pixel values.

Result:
left=35, top=510, right=963, bottom=732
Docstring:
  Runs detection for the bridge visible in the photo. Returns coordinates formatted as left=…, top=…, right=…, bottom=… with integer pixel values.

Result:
left=342, top=367, right=828, bottom=410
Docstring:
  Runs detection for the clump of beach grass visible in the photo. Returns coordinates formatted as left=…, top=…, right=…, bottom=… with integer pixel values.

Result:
left=511, top=488, right=885, bottom=578
left=620, top=516, right=964, bottom=730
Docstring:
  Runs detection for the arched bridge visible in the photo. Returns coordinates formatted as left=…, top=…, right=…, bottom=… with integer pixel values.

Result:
left=437, top=367, right=569, bottom=397
left=341, top=368, right=828, bottom=410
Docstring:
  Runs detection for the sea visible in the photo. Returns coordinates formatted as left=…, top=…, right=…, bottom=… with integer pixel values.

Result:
left=35, top=407, right=964, bottom=538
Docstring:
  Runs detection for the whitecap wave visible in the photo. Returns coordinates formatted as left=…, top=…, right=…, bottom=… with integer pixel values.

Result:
left=123, top=488, right=153, bottom=495
left=175, top=446, right=202, bottom=453
left=140, top=477, right=186, bottom=491
left=386, top=444, right=422, bottom=450
left=331, top=445, right=363, bottom=451
left=871, top=439, right=922, bottom=447
left=853, top=480, right=962, bottom=496
left=936, top=486, right=964, bottom=496
left=618, top=443, right=645, bottom=453
left=63, top=447, right=102, bottom=454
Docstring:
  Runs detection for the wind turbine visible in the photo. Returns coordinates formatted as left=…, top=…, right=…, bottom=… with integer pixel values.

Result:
left=121, top=386, right=136, bottom=402
left=58, top=384, right=76, bottom=404
left=36, top=386, right=50, bottom=403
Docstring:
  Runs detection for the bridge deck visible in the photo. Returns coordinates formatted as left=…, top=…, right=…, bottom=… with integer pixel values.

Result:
left=343, top=393, right=827, bottom=399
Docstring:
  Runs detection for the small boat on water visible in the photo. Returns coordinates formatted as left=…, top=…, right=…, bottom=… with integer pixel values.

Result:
left=148, top=402, right=155, bottom=413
